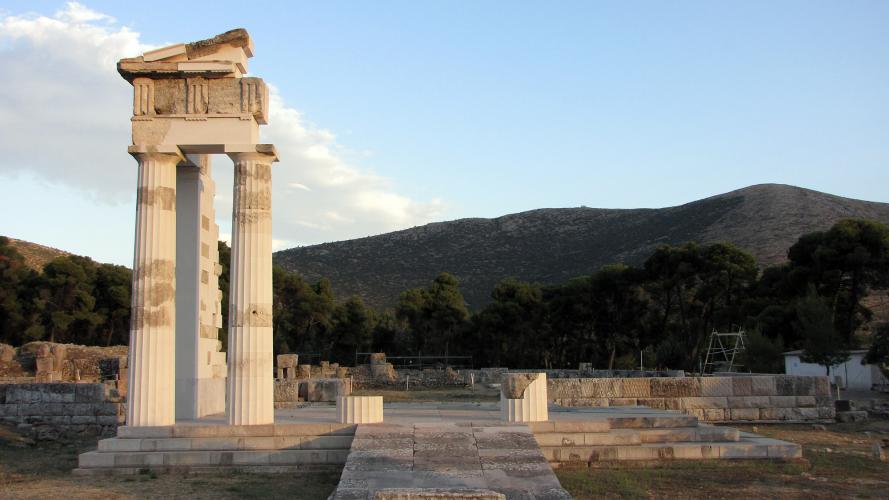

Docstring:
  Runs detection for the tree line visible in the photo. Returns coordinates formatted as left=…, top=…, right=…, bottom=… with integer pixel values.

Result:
left=0, top=237, right=131, bottom=347
left=2, top=218, right=888, bottom=374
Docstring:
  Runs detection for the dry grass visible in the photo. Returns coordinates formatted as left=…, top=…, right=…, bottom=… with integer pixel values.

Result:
left=556, top=420, right=889, bottom=499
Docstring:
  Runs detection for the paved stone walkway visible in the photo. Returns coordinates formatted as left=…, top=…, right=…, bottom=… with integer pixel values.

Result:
left=332, top=422, right=572, bottom=500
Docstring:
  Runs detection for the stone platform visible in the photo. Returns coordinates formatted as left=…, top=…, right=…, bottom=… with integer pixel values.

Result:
left=75, top=403, right=800, bottom=498
left=75, top=422, right=355, bottom=475
left=529, top=407, right=800, bottom=462
left=332, top=422, right=570, bottom=500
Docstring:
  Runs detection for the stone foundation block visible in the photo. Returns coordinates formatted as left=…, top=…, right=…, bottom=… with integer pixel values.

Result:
left=814, top=377, right=830, bottom=397
left=751, top=377, right=776, bottom=396
left=609, top=398, right=638, bottom=407
left=730, top=408, right=760, bottom=420
left=663, top=399, right=684, bottom=411
left=685, top=409, right=706, bottom=420
left=836, top=410, right=868, bottom=423
left=568, top=397, right=609, bottom=407
left=768, top=396, right=797, bottom=408
left=792, top=408, right=819, bottom=420
left=759, top=407, right=795, bottom=421
left=794, top=377, right=816, bottom=396
left=727, top=396, right=770, bottom=409
left=701, top=378, right=733, bottom=397
left=40, top=384, right=76, bottom=403
left=6, top=386, right=43, bottom=404
left=74, top=384, right=106, bottom=403
left=774, top=376, right=798, bottom=396
left=719, top=444, right=768, bottom=459
left=731, top=377, right=753, bottom=397
left=680, top=397, right=727, bottom=409
left=702, top=409, right=726, bottom=421
left=815, top=396, right=833, bottom=408
left=578, top=379, right=621, bottom=398
left=619, top=379, right=651, bottom=398
left=274, top=381, right=299, bottom=403
left=651, top=378, right=701, bottom=398
left=78, top=451, right=116, bottom=468
left=796, top=396, right=816, bottom=408
left=276, top=354, right=298, bottom=369
left=817, top=406, right=836, bottom=419
left=637, top=398, right=667, bottom=410
left=268, top=449, right=327, bottom=465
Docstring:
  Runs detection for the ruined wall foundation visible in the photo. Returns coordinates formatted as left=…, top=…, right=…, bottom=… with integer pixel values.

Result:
left=0, top=383, right=125, bottom=441
left=548, top=375, right=835, bottom=422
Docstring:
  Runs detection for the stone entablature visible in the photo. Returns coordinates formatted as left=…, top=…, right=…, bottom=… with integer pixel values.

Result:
left=119, top=28, right=269, bottom=149
left=128, top=77, right=268, bottom=123
left=548, top=375, right=835, bottom=422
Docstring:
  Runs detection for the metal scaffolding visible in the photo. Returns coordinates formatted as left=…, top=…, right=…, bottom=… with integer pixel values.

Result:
left=702, top=328, right=747, bottom=374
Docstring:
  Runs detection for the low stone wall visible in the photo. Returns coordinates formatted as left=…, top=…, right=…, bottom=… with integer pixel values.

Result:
left=458, top=368, right=684, bottom=386
left=0, top=383, right=125, bottom=441
left=353, top=367, right=467, bottom=389
left=548, top=375, right=835, bottom=422
left=274, top=378, right=352, bottom=407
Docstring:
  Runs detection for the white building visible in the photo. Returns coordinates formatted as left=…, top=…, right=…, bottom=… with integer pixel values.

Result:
left=783, top=349, right=888, bottom=390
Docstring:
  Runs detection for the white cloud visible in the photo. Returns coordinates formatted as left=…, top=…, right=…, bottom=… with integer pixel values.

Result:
left=55, top=2, right=115, bottom=24
left=0, top=3, right=143, bottom=203
left=0, top=4, right=446, bottom=254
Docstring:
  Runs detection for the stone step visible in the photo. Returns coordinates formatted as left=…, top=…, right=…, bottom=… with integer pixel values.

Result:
left=116, top=422, right=355, bottom=439
left=533, top=425, right=739, bottom=447
left=77, top=447, right=349, bottom=470
left=607, top=415, right=699, bottom=429
left=529, top=415, right=698, bottom=433
left=73, top=464, right=337, bottom=476
left=541, top=440, right=801, bottom=462
left=97, top=434, right=354, bottom=452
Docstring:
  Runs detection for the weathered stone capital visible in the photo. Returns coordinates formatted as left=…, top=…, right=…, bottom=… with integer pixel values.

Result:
left=225, top=144, right=278, bottom=164
left=128, top=145, right=185, bottom=164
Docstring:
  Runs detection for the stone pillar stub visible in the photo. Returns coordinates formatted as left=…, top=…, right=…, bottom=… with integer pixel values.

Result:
left=226, top=147, right=278, bottom=425
left=127, top=147, right=183, bottom=427
left=500, top=373, right=549, bottom=423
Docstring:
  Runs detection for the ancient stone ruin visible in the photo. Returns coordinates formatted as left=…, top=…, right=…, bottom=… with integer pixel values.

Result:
left=118, top=28, right=277, bottom=426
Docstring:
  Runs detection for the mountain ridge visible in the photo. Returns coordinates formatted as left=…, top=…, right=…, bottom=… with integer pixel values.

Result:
left=273, top=184, right=889, bottom=309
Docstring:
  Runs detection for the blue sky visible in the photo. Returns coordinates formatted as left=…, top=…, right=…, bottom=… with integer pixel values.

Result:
left=1, top=1, right=887, bottom=265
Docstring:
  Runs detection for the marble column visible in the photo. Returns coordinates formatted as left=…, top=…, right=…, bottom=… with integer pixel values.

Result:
left=226, top=151, right=276, bottom=425
left=127, top=149, right=182, bottom=427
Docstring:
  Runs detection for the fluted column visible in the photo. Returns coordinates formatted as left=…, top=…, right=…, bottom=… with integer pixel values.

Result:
left=226, top=151, right=275, bottom=425
left=127, top=149, right=182, bottom=427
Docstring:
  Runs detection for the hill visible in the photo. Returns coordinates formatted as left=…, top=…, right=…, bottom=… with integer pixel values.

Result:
left=274, top=184, right=889, bottom=309
left=5, top=237, right=70, bottom=271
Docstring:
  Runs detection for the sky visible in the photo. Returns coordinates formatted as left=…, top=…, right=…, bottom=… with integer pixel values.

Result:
left=0, top=1, right=887, bottom=266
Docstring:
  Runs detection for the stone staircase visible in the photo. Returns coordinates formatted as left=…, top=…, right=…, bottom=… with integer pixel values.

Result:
left=74, top=423, right=355, bottom=474
left=530, top=413, right=801, bottom=463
